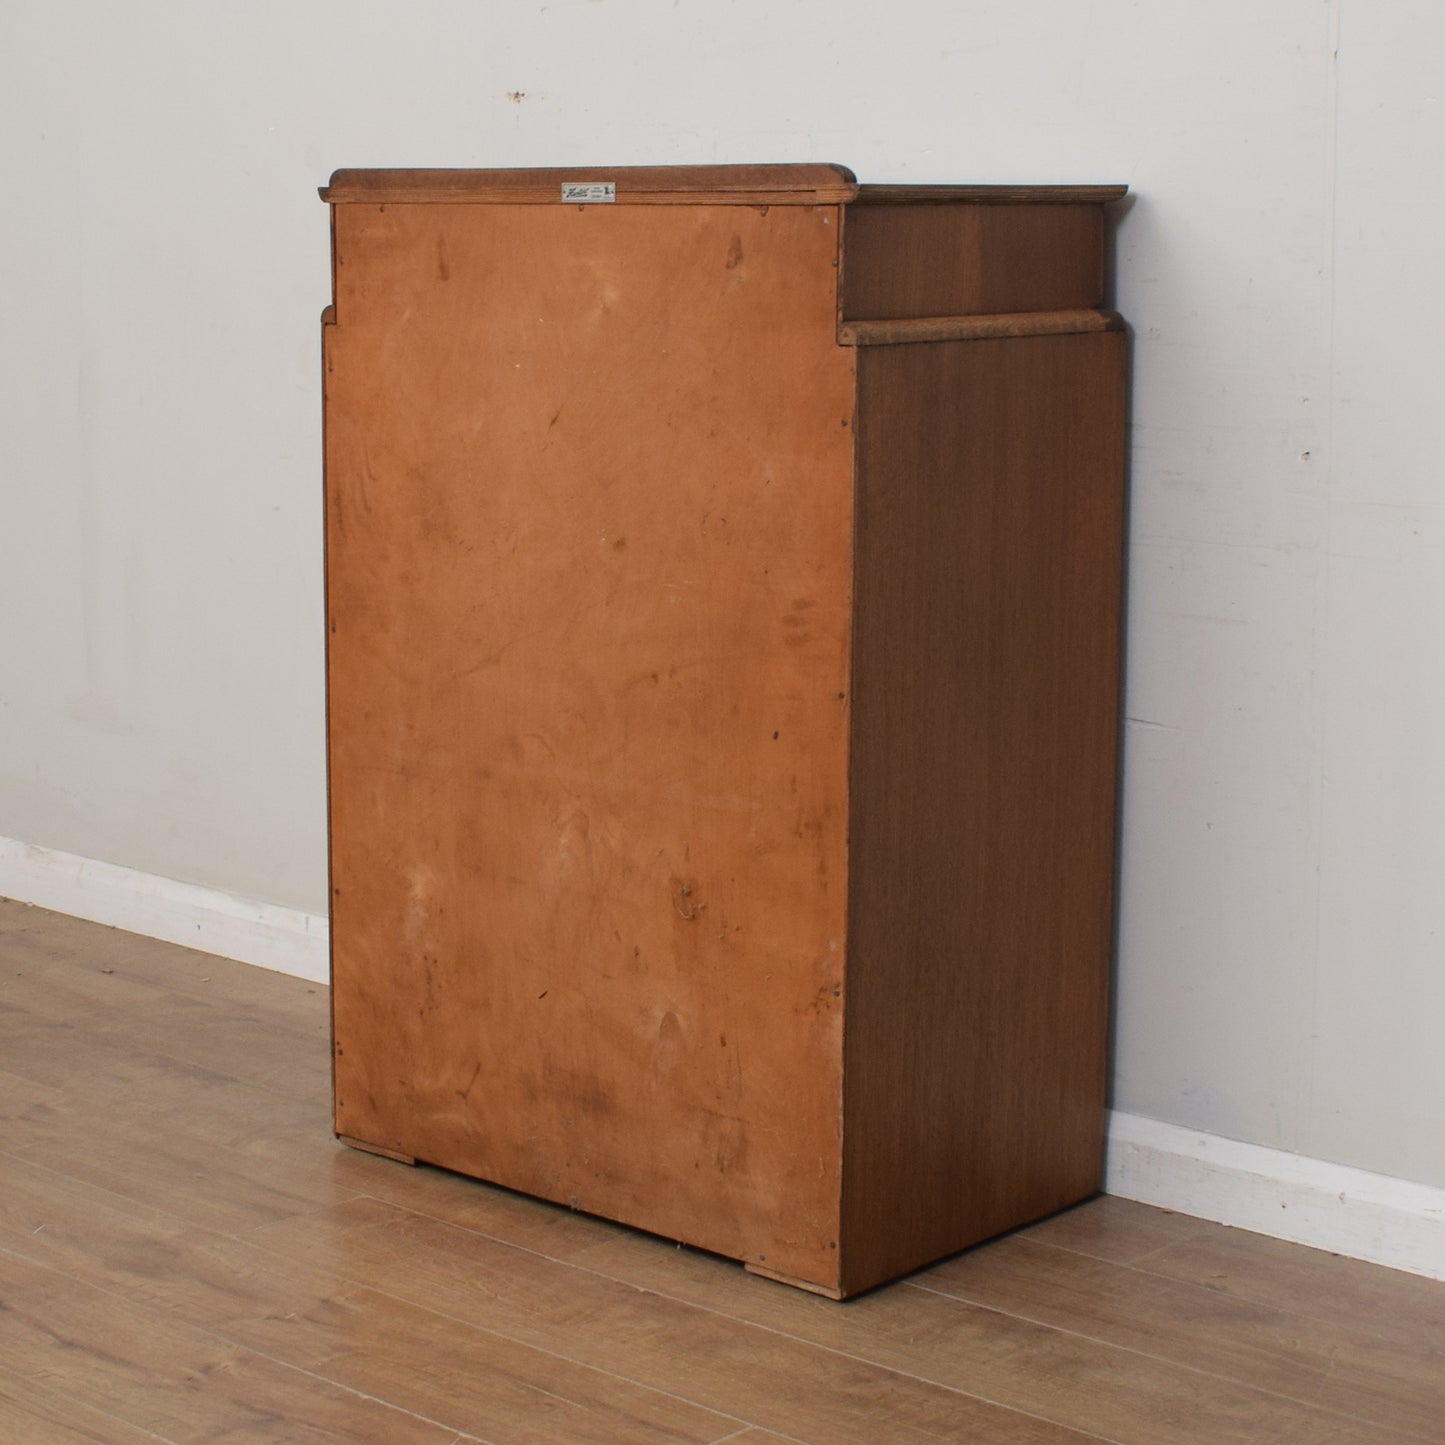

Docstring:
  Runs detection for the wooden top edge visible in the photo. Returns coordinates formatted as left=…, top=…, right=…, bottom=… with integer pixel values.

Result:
left=320, top=163, right=859, bottom=205
left=851, top=183, right=1129, bottom=205
left=320, top=168, right=1127, bottom=207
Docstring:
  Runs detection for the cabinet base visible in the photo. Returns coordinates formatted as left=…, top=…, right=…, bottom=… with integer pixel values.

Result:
left=338, top=1133, right=416, bottom=1165
left=744, top=1261, right=846, bottom=1300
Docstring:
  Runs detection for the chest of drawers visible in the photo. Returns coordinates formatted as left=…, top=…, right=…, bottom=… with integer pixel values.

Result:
left=322, top=164, right=1127, bottom=1296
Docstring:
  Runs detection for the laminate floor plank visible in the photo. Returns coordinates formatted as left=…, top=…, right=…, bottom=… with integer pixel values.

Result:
left=4, top=908, right=625, bottom=1263
left=6, top=1109, right=364, bottom=1237
left=2, top=1026, right=325, bottom=1146
left=0, top=903, right=320, bottom=1031
left=1, top=982, right=360, bottom=1234
left=4, top=1069, right=627, bottom=1260
left=6, top=1035, right=620, bottom=1259
left=1131, top=1224, right=1445, bottom=1349
left=0, top=1249, right=481, bottom=1444
left=0, top=1366, right=180, bottom=1445
left=0, top=1160, right=738, bottom=1445
left=1011, top=1194, right=1217, bottom=1266
left=245, top=1196, right=1097, bottom=1444
left=919, top=1234, right=1444, bottom=1441
left=325, top=1154, right=630, bottom=1260
left=566, top=1226, right=1423, bottom=1445
left=4, top=899, right=1443, bottom=1444
left=720, top=1433, right=813, bottom=1444
left=0, top=897, right=324, bottom=1017
left=3, top=932, right=326, bottom=1099
left=0, top=1066, right=67, bottom=1127
left=172, top=1116, right=627, bottom=1263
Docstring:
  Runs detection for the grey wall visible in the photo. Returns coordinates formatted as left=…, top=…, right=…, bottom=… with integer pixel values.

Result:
left=3, top=1, right=1442, bottom=1189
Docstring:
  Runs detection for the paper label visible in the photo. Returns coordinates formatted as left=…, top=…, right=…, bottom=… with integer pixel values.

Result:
left=561, top=182, right=615, bottom=204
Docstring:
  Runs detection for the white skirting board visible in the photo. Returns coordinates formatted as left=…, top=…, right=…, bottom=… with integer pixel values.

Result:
left=1106, top=1110, right=1445, bottom=1281
left=3, top=833, right=1441, bottom=1280
left=0, top=835, right=329, bottom=984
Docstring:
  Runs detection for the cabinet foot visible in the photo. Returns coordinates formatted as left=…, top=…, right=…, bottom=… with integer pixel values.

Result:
left=338, top=1133, right=416, bottom=1165
left=744, top=1261, right=845, bottom=1299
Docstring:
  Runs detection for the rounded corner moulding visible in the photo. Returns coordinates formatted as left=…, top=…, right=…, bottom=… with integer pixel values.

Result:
left=839, top=309, right=1125, bottom=347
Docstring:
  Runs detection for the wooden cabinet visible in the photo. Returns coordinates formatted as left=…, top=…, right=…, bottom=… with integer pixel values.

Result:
left=321, top=164, right=1128, bottom=1298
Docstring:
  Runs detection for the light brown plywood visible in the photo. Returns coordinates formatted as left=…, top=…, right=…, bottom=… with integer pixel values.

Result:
left=325, top=198, right=856, bottom=1287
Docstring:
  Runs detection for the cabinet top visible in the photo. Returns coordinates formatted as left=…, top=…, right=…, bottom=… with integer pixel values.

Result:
left=319, top=165, right=1126, bottom=208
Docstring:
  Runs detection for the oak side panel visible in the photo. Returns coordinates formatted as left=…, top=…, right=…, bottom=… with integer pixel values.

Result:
left=841, top=331, right=1126, bottom=1295
left=840, top=204, right=1104, bottom=321
left=325, top=200, right=855, bottom=1289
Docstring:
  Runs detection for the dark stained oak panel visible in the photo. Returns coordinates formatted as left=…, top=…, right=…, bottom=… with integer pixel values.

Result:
left=841, top=203, right=1105, bottom=320
left=841, top=332, right=1127, bottom=1295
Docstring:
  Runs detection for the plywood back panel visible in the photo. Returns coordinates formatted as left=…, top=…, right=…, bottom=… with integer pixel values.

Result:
left=325, top=200, right=856, bottom=1286
left=841, top=331, right=1126, bottom=1296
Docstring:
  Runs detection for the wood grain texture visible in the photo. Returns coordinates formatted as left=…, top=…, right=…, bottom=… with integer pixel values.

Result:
left=0, top=1252, right=473, bottom=1444
left=321, top=163, right=858, bottom=205
left=5, top=901, right=1444, bottom=1444
left=1016, top=1192, right=1218, bottom=1264
left=247, top=1196, right=1092, bottom=1444
left=0, top=1369, right=172, bottom=1445
left=1126, top=1214, right=1445, bottom=1353
left=841, top=203, right=1106, bottom=320
left=921, top=1234, right=1445, bottom=1441
left=325, top=198, right=856, bottom=1288
left=841, top=331, right=1127, bottom=1296
left=840, top=308, right=1123, bottom=346
left=570, top=1228, right=1432, bottom=1445
left=0, top=1158, right=732, bottom=1445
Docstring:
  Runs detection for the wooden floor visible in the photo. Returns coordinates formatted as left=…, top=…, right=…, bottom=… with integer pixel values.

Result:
left=2, top=901, right=1442, bottom=1444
